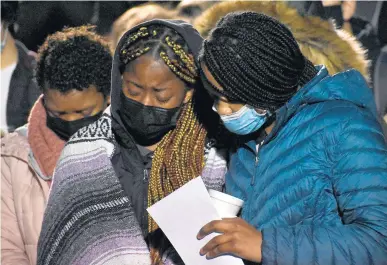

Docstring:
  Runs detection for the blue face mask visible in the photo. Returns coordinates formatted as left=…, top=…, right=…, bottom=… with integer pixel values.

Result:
left=214, top=105, right=269, bottom=135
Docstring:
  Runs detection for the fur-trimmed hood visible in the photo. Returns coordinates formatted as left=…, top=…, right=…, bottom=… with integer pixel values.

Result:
left=194, top=0, right=369, bottom=80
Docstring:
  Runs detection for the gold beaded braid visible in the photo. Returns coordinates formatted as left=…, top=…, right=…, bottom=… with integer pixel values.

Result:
left=123, top=46, right=150, bottom=58
left=160, top=51, right=196, bottom=84
left=120, top=27, right=150, bottom=53
left=165, top=36, right=197, bottom=77
left=148, top=100, right=207, bottom=233
left=120, top=27, right=153, bottom=65
left=120, top=30, right=199, bottom=85
left=171, top=59, right=195, bottom=79
left=129, top=27, right=149, bottom=43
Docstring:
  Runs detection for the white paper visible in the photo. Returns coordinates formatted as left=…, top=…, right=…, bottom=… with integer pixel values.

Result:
left=147, top=177, right=244, bottom=265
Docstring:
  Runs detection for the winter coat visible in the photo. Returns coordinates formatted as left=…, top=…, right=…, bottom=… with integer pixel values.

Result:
left=226, top=66, right=387, bottom=265
left=1, top=128, right=50, bottom=265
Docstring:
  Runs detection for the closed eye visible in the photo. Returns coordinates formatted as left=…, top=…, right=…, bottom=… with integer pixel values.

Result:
left=154, top=87, right=167, bottom=93
left=157, top=96, right=172, bottom=103
left=127, top=88, right=141, bottom=97
left=125, top=81, right=142, bottom=96
left=76, top=107, right=94, bottom=116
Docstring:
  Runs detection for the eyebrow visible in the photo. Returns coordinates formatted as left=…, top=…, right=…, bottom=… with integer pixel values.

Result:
left=127, top=80, right=168, bottom=92
left=128, top=80, right=144, bottom=89
left=48, top=105, right=95, bottom=115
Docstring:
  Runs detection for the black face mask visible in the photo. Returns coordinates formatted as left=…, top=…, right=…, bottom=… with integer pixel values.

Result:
left=119, top=91, right=182, bottom=146
left=46, top=111, right=103, bottom=141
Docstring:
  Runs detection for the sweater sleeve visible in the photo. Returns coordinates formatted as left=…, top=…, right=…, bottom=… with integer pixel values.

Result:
left=1, top=156, right=30, bottom=265
left=261, top=111, right=387, bottom=265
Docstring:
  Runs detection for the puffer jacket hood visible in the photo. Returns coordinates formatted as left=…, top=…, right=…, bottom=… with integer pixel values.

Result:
left=194, top=0, right=369, bottom=80
left=268, top=65, right=377, bottom=141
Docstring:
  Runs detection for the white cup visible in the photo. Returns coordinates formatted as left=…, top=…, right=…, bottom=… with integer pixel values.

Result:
left=208, top=189, right=244, bottom=218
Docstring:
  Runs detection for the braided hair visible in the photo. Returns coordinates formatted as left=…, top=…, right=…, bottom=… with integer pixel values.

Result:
left=200, top=12, right=318, bottom=112
left=119, top=24, right=207, bottom=264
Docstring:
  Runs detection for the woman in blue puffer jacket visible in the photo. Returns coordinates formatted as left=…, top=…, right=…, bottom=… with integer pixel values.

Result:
left=197, top=12, right=387, bottom=265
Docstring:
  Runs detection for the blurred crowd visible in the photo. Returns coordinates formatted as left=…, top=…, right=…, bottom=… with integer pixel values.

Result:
left=1, top=1, right=387, bottom=265
left=1, top=0, right=387, bottom=136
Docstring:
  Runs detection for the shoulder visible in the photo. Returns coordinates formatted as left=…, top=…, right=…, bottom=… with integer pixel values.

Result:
left=335, top=104, right=386, bottom=150
left=15, top=40, right=37, bottom=70
left=321, top=101, right=380, bottom=133
left=1, top=132, right=31, bottom=186
left=293, top=100, right=377, bottom=134
left=296, top=101, right=386, bottom=155
left=1, top=130, right=30, bottom=161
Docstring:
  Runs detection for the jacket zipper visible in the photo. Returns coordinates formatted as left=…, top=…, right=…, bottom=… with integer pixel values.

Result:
left=143, top=168, right=149, bottom=182
left=143, top=168, right=149, bottom=234
left=251, top=140, right=264, bottom=186
left=28, top=151, right=50, bottom=181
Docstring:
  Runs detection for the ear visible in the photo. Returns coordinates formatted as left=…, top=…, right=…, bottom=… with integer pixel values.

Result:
left=183, top=89, right=194, bottom=103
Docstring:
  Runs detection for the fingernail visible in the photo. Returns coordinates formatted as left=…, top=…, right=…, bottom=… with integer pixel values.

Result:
left=199, top=249, right=204, bottom=256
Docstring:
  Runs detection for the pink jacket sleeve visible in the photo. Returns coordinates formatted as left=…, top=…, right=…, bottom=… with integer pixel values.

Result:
left=1, top=156, right=30, bottom=265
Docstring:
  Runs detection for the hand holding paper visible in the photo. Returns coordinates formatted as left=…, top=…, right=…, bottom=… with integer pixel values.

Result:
left=147, top=177, right=244, bottom=265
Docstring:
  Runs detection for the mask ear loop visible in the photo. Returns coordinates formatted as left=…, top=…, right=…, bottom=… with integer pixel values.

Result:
left=218, top=105, right=250, bottom=122
left=263, top=110, right=276, bottom=131
left=252, top=106, right=269, bottom=117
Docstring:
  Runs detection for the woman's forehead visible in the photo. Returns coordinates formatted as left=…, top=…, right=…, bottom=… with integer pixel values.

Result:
left=44, top=86, right=103, bottom=111
left=122, top=56, right=187, bottom=89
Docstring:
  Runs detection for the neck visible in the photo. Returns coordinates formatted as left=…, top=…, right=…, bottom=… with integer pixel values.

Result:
left=1, top=33, right=17, bottom=69
left=144, top=142, right=160, bottom=152
left=298, top=59, right=318, bottom=88
left=342, top=21, right=353, bottom=34
left=265, top=122, right=275, bottom=135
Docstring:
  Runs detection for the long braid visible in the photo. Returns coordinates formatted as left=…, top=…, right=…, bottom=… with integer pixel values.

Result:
left=120, top=25, right=207, bottom=265
left=201, top=12, right=318, bottom=112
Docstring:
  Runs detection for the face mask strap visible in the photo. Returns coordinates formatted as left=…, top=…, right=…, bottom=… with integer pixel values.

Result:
left=217, top=104, right=270, bottom=118
left=219, top=105, right=250, bottom=122
left=255, top=108, right=271, bottom=117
